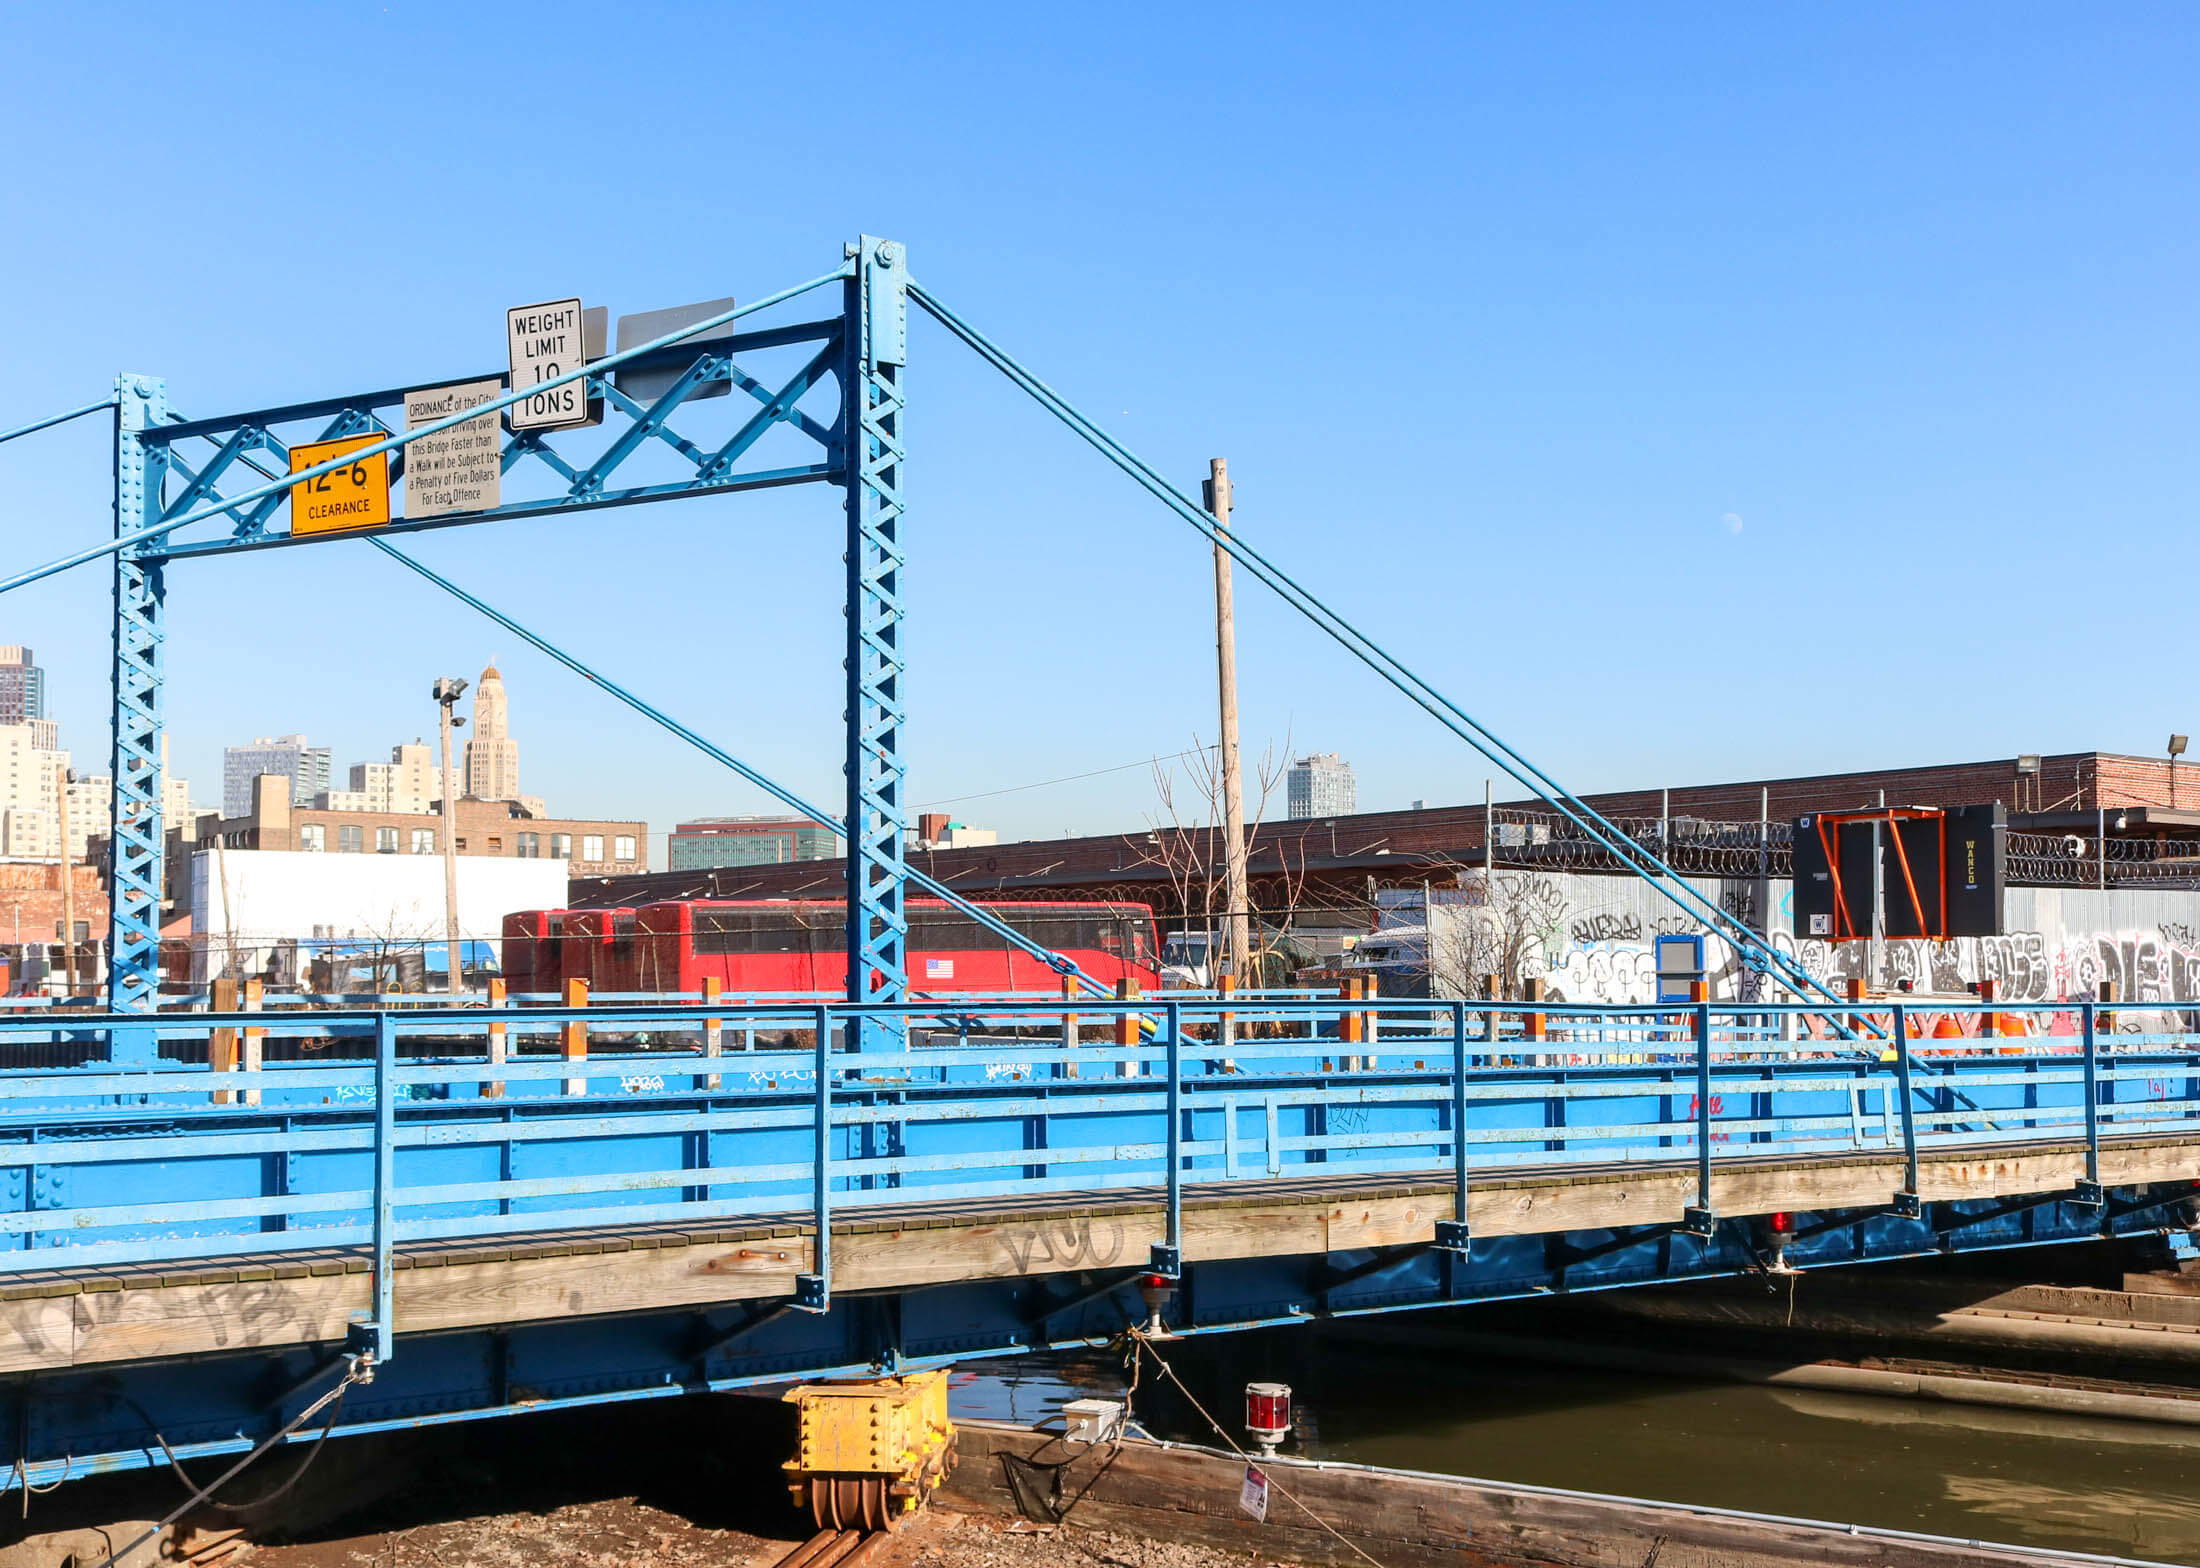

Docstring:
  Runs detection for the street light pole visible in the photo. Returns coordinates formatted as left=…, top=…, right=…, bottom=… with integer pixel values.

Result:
left=433, top=677, right=469, bottom=996
left=1205, top=458, right=1250, bottom=988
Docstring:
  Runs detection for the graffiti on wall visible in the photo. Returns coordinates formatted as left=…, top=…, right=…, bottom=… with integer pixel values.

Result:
left=1408, top=873, right=2200, bottom=1010
left=1528, top=927, right=2200, bottom=1009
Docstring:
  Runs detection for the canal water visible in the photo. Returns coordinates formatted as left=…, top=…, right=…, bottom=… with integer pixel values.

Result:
left=952, top=1326, right=2200, bottom=1565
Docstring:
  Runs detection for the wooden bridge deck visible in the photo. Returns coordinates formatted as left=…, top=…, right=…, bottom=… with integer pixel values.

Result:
left=1, top=1131, right=2192, bottom=1377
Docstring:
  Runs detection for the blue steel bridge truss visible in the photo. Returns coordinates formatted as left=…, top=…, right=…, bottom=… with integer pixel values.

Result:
left=9, top=234, right=1870, bottom=1043
left=0, top=995, right=2188, bottom=1492
left=106, top=245, right=915, bottom=1048
left=0, top=237, right=2159, bottom=1498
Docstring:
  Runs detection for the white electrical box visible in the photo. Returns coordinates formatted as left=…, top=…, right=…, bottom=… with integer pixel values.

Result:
left=1061, top=1398, right=1126, bottom=1446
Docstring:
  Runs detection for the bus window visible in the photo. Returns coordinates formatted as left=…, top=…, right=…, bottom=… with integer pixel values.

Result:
left=693, top=906, right=848, bottom=956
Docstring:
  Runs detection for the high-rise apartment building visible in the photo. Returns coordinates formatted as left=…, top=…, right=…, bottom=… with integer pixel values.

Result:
left=162, top=774, right=195, bottom=831
left=463, top=664, right=520, bottom=802
left=0, top=725, right=67, bottom=860
left=668, top=816, right=843, bottom=870
left=345, top=742, right=448, bottom=815
left=66, top=775, right=110, bottom=862
left=1286, top=752, right=1357, bottom=820
left=0, top=648, right=45, bottom=727
left=223, top=735, right=332, bottom=817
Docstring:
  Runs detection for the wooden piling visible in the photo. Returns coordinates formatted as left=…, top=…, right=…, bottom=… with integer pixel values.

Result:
left=241, top=977, right=264, bottom=1107
left=1114, top=977, right=1140, bottom=1076
left=485, top=977, right=507, bottom=1100
left=563, top=976, right=588, bottom=1095
left=209, top=977, right=239, bottom=1104
left=702, top=975, right=723, bottom=1091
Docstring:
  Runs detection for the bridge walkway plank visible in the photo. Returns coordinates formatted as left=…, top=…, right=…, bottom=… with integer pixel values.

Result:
left=0, top=1133, right=2189, bottom=1376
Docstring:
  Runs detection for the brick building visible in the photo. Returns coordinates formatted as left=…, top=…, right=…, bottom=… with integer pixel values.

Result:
left=0, top=861, right=106, bottom=992
left=210, top=776, right=641, bottom=867
left=572, top=750, right=2200, bottom=927
left=139, top=776, right=645, bottom=925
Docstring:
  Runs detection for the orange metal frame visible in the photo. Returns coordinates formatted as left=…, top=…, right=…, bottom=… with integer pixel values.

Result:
left=1814, top=807, right=1949, bottom=944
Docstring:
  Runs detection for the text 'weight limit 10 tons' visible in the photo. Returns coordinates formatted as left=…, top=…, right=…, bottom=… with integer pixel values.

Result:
left=507, top=298, right=591, bottom=430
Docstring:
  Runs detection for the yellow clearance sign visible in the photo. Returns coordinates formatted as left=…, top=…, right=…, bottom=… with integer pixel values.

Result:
left=289, top=435, right=391, bottom=536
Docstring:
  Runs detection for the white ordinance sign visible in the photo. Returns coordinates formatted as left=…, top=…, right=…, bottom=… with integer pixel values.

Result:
left=403, top=380, right=503, bottom=518
left=1238, top=1465, right=1269, bottom=1523
left=506, top=298, right=589, bottom=430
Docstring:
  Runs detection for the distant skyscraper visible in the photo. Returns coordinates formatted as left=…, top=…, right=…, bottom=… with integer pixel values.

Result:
left=1286, top=752, right=1357, bottom=820
left=0, top=647, right=45, bottom=727
left=223, top=735, right=332, bottom=817
left=463, top=663, right=520, bottom=801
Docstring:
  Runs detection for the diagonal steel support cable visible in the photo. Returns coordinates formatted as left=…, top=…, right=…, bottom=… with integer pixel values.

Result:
left=365, top=537, right=1137, bottom=1007
left=907, top=279, right=1868, bottom=1038
left=0, top=397, right=116, bottom=449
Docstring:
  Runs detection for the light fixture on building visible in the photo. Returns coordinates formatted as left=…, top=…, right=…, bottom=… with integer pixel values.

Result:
left=2015, top=754, right=2042, bottom=775
left=2173, top=735, right=2190, bottom=810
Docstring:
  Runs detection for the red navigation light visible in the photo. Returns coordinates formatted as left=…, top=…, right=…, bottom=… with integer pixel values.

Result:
left=1245, top=1382, right=1292, bottom=1455
left=1769, top=1211, right=1794, bottom=1234
left=1139, top=1272, right=1174, bottom=1292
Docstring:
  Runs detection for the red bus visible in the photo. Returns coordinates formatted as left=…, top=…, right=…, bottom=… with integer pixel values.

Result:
left=499, top=909, right=569, bottom=993
left=559, top=908, right=636, bottom=993
left=596, top=898, right=1161, bottom=996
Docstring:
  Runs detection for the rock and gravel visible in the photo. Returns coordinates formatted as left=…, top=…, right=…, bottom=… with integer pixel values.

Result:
left=242, top=1502, right=1306, bottom=1568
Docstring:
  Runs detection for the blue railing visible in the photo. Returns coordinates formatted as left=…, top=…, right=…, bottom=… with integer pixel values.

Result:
left=0, top=996, right=2192, bottom=1308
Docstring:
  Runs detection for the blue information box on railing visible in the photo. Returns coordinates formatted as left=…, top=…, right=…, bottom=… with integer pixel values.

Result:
left=1654, top=934, right=1706, bottom=1003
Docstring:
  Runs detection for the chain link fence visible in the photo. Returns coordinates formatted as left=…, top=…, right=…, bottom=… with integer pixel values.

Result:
left=1482, top=808, right=2200, bottom=891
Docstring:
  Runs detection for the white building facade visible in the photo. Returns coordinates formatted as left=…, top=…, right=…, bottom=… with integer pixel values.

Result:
left=1286, top=752, right=1357, bottom=820
left=189, top=848, right=566, bottom=987
left=344, top=742, right=448, bottom=815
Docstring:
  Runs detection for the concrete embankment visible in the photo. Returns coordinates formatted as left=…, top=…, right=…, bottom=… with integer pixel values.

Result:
left=944, top=1418, right=2157, bottom=1568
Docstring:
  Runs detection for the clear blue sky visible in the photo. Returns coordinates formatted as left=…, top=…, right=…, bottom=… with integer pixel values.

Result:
left=0, top=5, right=2192, bottom=858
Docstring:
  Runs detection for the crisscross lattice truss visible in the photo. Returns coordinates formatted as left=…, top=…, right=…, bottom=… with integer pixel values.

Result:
left=145, top=316, right=847, bottom=560
left=103, top=258, right=909, bottom=1027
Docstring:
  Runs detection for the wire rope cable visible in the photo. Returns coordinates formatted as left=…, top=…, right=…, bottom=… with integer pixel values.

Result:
left=87, top=1357, right=371, bottom=1568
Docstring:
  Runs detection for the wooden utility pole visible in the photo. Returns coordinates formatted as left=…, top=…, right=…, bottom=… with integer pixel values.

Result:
left=54, top=764, right=75, bottom=998
left=1205, top=458, right=1250, bottom=988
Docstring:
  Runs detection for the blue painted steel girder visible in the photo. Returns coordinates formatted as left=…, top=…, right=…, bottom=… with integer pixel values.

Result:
left=137, top=317, right=847, bottom=564
left=107, top=376, right=167, bottom=1036
left=842, top=238, right=910, bottom=1036
left=5, top=1185, right=2186, bottom=1495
